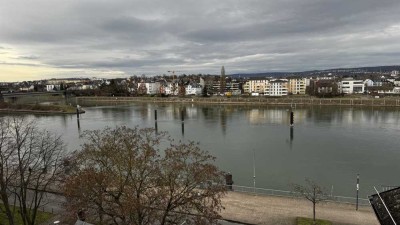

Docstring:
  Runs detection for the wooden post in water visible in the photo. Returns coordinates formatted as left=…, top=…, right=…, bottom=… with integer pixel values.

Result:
left=76, top=105, right=80, bottom=119
left=290, top=111, right=294, bottom=127
left=154, top=109, right=157, bottom=121
left=181, top=110, right=185, bottom=136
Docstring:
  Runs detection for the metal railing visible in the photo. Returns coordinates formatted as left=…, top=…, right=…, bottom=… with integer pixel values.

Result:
left=227, top=185, right=370, bottom=206
left=75, top=96, right=400, bottom=107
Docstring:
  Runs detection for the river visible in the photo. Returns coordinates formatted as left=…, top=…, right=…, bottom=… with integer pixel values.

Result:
left=9, top=103, right=400, bottom=198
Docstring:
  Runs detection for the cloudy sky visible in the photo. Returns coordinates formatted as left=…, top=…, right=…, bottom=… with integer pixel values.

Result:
left=1, top=0, right=400, bottom=81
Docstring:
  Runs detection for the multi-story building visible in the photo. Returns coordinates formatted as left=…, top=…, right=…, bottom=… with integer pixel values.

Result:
left=264, top=79, right=288, bottom=96
left=145, top=82, right=160, bottom=95
left=243, top=78, right=269, bottom=94
left=340, top=78, right=364, bottom=94
left=287, top=77, right=306, bottom=95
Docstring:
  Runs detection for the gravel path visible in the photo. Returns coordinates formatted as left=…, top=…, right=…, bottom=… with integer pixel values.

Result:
left=221, top=192, right=379, bottom=225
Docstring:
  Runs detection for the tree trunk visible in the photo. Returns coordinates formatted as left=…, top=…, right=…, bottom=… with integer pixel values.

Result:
left=313, top=202, right=316, bottom=224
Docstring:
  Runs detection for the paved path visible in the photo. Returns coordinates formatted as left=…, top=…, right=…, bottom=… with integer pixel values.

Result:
left=221, top=192, right=379, bottom=225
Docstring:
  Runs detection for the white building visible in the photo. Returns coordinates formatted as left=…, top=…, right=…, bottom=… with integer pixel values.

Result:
left=340, top=78, right=365, bottom=94
left=145, top=82, right=160, bottom=95
left=46, top=84, right=61, bottom=92
left=264, top=79, right=288, bottom=96
left=185, top=84, right=202, bottom=96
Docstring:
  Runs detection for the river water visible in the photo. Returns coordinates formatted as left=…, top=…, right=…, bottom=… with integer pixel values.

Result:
left=11, top=103, right=400, bottom=198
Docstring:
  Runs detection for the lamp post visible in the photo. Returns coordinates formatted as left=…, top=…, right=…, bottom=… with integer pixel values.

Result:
left=356, top=174, right=359, bottom=210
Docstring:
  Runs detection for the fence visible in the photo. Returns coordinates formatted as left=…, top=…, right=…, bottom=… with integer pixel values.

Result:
left=74, top=96, right=400, bottom=107
left=227, top=185, right=371, bottom=206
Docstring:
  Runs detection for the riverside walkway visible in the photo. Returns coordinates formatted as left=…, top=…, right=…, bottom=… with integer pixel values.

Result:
left=221, top=191, right=378, bottom=225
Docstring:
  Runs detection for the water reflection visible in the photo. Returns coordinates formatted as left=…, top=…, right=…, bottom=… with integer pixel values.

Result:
left=16, top=103, right=399, bottom=197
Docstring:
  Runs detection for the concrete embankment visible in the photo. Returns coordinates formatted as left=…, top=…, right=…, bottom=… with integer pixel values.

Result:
left=221, top=191, right=378, bottom=225
left=75, top=96, right=400, bottom=107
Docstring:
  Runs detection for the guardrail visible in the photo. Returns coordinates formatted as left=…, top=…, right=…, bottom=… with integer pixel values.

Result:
left=75, top=96, right=400, bottom=107
left=228, top=185, right=370, bottom=206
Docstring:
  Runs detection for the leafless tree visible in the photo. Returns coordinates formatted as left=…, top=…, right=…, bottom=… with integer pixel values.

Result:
left=0, top=117, right=66, bottom=225
left=292, top=178, right=330, bottom=224
left=64, top=126, right=226, bottom=225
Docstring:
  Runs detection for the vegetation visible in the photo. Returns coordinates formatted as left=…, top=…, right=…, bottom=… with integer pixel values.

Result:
left=0, top=205, right=53, bottom=225
left=0, top=102, right=78, bottom=113
left=0, top=117, right=66, bottom=225
left=64, top=126, right=226, bottom=225
left=292, top=179, right=330, bottom=224
left=296, top=217, right=332, bottom=225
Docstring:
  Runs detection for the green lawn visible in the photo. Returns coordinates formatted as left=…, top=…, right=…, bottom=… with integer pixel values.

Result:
left=296, top=217, right=332, bottom=225
left=0, top=205, right=53, bottom=225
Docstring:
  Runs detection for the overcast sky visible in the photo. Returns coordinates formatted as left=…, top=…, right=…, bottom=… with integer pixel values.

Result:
left=1, top=0, right=400, bottom=81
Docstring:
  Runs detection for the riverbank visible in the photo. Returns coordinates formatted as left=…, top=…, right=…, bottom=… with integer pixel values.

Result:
left=0, top=103, right=84, bottom=114
left=75, top=96, right=400, bottom=107
left=221, top=191, right=378, bottom=225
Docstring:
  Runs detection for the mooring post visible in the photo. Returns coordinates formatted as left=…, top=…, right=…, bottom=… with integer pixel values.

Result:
left=181, top=110, right=184, bottom=123
left=290, top=111, right=294, bottom=126
left=154, top=109, right=157, bottom=121
left=76, top=105, right=80, bottom=119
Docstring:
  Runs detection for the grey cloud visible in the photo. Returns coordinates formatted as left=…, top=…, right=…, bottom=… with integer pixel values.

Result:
left=1, top=0, right=400, bottom=78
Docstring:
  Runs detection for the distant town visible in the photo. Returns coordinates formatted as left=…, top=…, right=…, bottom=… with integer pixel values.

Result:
left=2, top=65, right=400, bottom=98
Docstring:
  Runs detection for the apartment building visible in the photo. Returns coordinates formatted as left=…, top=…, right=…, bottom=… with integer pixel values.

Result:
left=287, top=77, right=306, bottom=95
left=340, top=78, right=364, bottom=94
left=264, top=79, right=288, bottom=96
left=243, top=78, right=269, bottom=94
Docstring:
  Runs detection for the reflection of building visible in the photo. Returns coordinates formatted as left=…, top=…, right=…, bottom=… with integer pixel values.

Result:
left=247, top=108, right=306, bottom=124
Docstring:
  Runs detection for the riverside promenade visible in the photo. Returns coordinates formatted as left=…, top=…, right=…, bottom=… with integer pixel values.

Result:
left=221, top=192, right=378, bottom=225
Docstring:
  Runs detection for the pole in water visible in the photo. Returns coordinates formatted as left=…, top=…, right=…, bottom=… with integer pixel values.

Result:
left=155, top=122, right=158, bottom=134
left=290, top=111, right=294, bottom=126
left=356, top=173, right=359, bottom=210
left=181, top=110, right=184, bottom=123
left=76, top=107, right=80, bottom=119
left=154, top=109, right=157, bottom=121
left=181, top=122, right=184, bottom=136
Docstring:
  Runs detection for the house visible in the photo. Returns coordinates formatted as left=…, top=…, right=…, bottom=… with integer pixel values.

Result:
left=46, top=84, right=61, bottom=92
left=185, top=83, right=202, bottom=96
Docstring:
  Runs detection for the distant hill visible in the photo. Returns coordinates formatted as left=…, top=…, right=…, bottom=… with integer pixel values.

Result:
left=230, top=65, right=400, bottom=78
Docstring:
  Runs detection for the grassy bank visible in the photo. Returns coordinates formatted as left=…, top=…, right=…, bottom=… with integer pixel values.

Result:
left=0, top=102, right=81, bottom=114
left=0, top=204, right=53, bottom=225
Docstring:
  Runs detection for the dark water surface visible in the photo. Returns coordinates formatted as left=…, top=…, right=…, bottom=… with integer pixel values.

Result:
left=16, top=103, right=400, bottom=198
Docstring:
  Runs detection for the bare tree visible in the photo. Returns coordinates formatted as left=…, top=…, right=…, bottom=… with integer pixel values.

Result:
left=292, top=178, right=329, bottom=224
left=64, top=126, right=226, bottom=225
left=0, top=117, right=66, bottom=225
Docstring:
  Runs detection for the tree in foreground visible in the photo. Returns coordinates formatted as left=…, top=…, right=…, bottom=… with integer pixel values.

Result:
left=292, top=178, right=330, bottom=225
left=0, top=117, right=66, bottom=225
left=64, top=126, right=226, bottom=225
